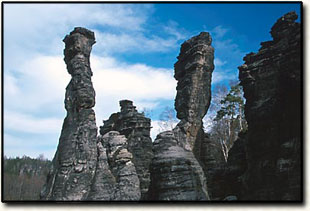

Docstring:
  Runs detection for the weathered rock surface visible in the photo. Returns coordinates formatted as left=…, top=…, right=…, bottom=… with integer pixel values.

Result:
left=148, top=32, right=214, bottom=201
left=148, top=131, right=209, bottom=200
left=224, top=131, right=247, bottom=199
left=88, top=131, right=140, bottom=201
left=41, top=27, right=98, bottom=200
left=99, top=100, right=153, bottom=200
left=174, top=32, right=214, bottom=151
left=237, top=12, right=301, bottom=200
left=198, top=133, right=227, bottom=200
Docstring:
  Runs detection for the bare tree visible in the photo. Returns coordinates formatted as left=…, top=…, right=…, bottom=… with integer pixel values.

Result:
left=158, top=106, right=177, bottom=132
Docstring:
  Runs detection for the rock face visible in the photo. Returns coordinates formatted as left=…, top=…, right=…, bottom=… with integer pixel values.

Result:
left=224, top=131, right=248, bottom=199
left=174, top=32, right=214, bottom=151
left=199, top=134, right=227, bottom=200
left=148, top=32, right=214, bottom=201
left=238, top=12, right=301, bottom=200
left=87, top=131, right=140, bottom=201
left=41, top=27, right=98, bottom=200
left=148, top=131, right=209, bottom=200
left=99, top=100, right=153, bottom=200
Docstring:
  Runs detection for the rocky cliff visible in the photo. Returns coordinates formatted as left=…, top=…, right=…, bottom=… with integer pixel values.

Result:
left=237, top=11, right=301, bottom=200
left=41, top=27, right=98, bottom=200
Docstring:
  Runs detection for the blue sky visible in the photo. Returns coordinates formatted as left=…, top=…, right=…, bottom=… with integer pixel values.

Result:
left=3, top=2, right=301, bottom=160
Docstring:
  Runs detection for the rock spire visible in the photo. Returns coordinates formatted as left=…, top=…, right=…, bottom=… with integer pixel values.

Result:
left=41, top=27, right=97, bottom=200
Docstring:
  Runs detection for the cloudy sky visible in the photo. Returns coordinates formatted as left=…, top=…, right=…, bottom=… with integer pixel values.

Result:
left=3, top=2, right=301, bottom=160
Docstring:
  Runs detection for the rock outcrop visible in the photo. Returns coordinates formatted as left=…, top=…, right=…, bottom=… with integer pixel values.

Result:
left=148, top=131, right=208, bottom=200
left=237, top=12, right=301, bottom=200
left=99, top=100, right=153, bottom=200
left=87, top=131, right=140, bottom=201
left=199, top=134, right=227, bottom=200
left=41, top=27, right=98, bottom=200
left=148, top=32, right=214, bottom=201
left=223, top=131, right=247, bottom=200
left=174, top=32, right=214, bottom=151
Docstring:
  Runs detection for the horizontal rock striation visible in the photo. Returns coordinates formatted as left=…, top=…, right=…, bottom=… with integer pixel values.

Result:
left=148, top=131, right=209, bottom=200
left=174, top=32, right=214, bottom=151
left=148, top=32, right=214, bottom=201
left=238, top=12, right=301, bottom=200
left=41, top=27, right=98, bottom=200
left=99, top=100, right=153, bottom=200
left=199, top=133, right=227, bottom=200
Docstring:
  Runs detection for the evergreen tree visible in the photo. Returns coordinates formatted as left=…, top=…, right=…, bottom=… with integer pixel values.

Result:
left=211, top=83, right=247, bottom=161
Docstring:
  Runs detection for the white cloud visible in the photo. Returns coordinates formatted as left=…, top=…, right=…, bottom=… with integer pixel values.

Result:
left=91, top=55, right=177, bottom=126
left=94, top=30, right=183, bottom=54
left=4, top=110, right=63, bottom=134
left=212, top=68, right=236, bottom=84
left=150, top=120, right=178, bottom=141
left=91, top=55, right=176, bottom=100
left=3, top=53, right=177, bottom=157
left=4, top=133, right=57, bottom=160
left=4, top=55, right=69, bottom=113
left=214, top=58, right=227, bottom=67
left=212, top=25, right=228, bottom=38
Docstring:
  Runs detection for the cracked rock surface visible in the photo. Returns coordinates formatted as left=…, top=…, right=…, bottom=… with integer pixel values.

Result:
left=41, top=27, right=97, bottom=200
left=237, top=12, right=301, bottom=200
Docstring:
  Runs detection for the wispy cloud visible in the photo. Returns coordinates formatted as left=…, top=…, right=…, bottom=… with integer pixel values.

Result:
left=91, top=55, right=177, bottom=126
left=4, top=110, right=63, bottom=134
left=4, top=133, right=58, bottom=159
left=212, top=25, right=228, bottom=38
left=3, top=53, right=177, bottom=159
left=214, top=58, right=227, bottom=67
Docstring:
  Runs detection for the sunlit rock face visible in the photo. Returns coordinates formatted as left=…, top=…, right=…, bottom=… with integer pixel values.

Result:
left=88, top=131, right=140, bottom=201
left=237, top=12, right=301, bottom=200
left=99, top=100, right=153, bottom=200
left=174, top=32, right=214, bottom=151
left=148, top=32, right=215, bottom=201
left=41, top=27, right=98, bottom=200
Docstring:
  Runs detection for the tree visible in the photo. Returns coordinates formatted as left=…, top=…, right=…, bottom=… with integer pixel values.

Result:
left=158, top=106, right=177, bottom=132
left=210, top=83, right=247, bottom=161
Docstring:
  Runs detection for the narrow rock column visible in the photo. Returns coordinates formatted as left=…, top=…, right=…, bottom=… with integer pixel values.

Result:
left=173, top=32, right=214, bottom=151
left=148, top=32, right=214, bottom=201
left=41, top=27, right=98, bottom=200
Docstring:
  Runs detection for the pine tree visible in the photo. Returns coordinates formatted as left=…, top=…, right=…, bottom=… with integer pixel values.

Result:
left=212, top=83, right=247, bottom=161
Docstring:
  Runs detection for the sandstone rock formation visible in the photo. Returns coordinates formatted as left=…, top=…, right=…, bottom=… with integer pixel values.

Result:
left=237, top=12, right=301, bottom=200
left=41, top=27, right=98, bottom=200
left=174, top=32, right=214, bottom=151
left=223, top=131, right=247, bottom=199
left=199, top=133, right=227, bottom=200
left=148, top=32, right=214, bottom=201
left=148, top=131, right=208, bottom=200
left=99, top=100, right=153, bottom=200
left=87, top=131, right=140, bottom=201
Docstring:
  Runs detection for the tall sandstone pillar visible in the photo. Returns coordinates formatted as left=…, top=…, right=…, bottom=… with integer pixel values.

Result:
left=41, top=27, right=98, bottom=200
left=173, top=32, right=214, bottom=151
left=238, top=12, right=301, bottom=200
left=148, top=32, right=214, bottom=201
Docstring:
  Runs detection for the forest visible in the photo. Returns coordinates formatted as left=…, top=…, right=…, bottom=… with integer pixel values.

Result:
left=3, top=155, right=51, bottom=200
